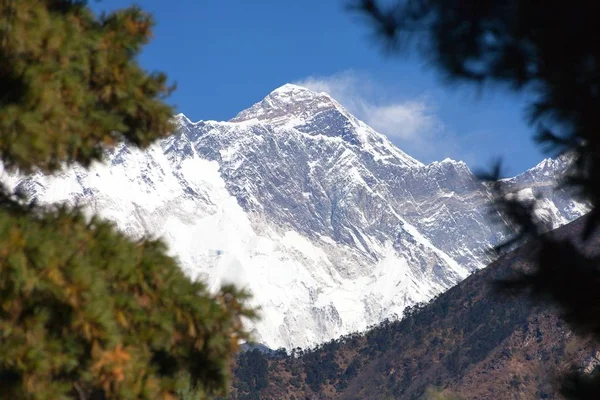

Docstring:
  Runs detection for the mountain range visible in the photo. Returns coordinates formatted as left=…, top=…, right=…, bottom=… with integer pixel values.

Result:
left=2, top=83, right=588, bottom=350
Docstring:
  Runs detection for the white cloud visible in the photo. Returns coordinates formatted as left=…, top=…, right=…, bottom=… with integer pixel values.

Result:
left=294, top=71, right=452, bottom=162
left=363, top=101, right=443, bottom=141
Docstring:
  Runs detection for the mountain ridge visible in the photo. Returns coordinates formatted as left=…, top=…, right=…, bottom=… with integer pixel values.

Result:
left=2, top=83, right=588, bottom=349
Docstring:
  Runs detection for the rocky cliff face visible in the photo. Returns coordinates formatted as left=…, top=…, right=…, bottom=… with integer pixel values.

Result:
left=4, top=83, right=588, bottom=349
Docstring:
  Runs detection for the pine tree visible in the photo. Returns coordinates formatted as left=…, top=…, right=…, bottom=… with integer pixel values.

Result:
left=352, top=1, right=600, bottom=398
left=0, top=1, right=255, bottom=399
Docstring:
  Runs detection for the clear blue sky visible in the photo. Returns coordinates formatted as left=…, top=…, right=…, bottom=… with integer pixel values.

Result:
left=92, top=0, right=547, bottom=175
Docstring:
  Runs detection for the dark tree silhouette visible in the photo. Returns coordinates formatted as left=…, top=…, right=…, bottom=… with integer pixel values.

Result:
left=351, top=1, right=600, bottom=398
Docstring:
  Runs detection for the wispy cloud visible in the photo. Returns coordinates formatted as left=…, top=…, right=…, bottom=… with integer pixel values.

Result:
left=294, top=71, right=466, bottom=164
left=364, top=101, right=443, bottom=141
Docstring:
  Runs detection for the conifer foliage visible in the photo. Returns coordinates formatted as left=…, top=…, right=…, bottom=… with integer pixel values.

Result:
left=0, top=0, right=174, bottom=174
left=0, top=1, right=255, bottom=399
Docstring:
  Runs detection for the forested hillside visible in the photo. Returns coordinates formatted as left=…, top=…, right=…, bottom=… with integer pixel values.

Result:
left=231, top=216, right=600, bottom=400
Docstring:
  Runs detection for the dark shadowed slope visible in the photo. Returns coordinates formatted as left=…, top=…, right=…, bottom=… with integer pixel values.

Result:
left=231, top=215, right=600, bottom=400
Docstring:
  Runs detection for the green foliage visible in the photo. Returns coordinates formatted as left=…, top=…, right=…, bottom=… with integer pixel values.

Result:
left=235, top=349, right=269, bottom=396
left=0, top=191, right=255, bottom=399
left=303, top=342, right=341, bottom=393
left=0, top=0, right=175, bottom=173
left=0, top=1, right=256, bottom=399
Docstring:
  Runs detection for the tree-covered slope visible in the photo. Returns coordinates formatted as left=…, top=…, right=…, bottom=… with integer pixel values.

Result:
left=231, top=216, right=600, bottom=400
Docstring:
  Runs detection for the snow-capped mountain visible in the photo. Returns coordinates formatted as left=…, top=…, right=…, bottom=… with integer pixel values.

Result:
left=500, top=156, right=588, bottom=229
left=4, top=84, right=588, bottom=349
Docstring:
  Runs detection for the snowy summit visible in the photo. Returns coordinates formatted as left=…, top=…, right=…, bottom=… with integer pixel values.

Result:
left=5, top=84, right=588, bottom=349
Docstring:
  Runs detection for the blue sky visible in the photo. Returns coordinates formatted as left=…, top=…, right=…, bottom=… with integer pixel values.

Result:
left=92, top=0, right=546, bottom=175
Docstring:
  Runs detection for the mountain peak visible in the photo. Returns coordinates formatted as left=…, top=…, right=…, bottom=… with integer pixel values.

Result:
left=270, top=83, right=318, bottom=96
left=228, top=83, right=423, bottom=169
left=173, top=113, right=193, bottom=125
left=230, top=83, right=342, bottom=128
